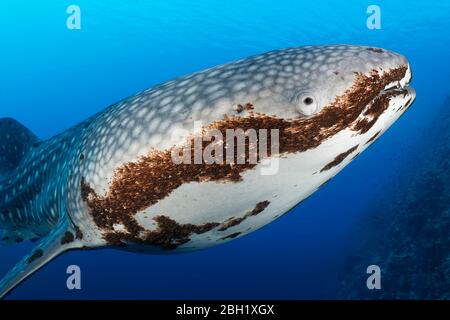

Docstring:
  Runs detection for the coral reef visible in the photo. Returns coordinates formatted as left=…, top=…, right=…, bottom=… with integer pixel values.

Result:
left=339, top=97, right=450, bottom=299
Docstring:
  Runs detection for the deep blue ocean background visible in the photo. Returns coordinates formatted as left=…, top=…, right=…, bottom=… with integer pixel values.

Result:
left=0, top=0, right=449, bottom=299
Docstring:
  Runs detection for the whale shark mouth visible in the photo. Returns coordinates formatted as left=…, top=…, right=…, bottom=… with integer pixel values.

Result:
left=378, top=66, right=413, bottom=104
left=80, top=65, right=413, bottom=248
left=353, top=66, right=413, bottom=133
left=382, top=63, right=412, bottom=92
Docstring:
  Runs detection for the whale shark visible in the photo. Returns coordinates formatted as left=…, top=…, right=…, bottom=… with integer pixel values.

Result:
left=0, top=45, right=415, bottom=298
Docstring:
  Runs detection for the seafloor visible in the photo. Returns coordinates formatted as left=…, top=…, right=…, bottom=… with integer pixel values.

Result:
left=339, top=96, right=450, bottom=299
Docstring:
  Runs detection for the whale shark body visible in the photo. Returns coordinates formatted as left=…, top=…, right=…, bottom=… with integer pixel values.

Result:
left=0, top=45, right=415, bottom=298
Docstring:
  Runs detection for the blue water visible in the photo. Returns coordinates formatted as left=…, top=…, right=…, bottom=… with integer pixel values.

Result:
left=0, top=0, right=449, bottom=299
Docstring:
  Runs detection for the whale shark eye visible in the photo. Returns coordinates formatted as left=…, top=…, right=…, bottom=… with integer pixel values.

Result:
left=303, top=97, right=314, bottom=105
left=293, top=92, right=319, bottom=116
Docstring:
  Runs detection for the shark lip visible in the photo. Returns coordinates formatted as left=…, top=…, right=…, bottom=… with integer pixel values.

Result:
left=382, top=64, right=413, bottom=94
left=375, top=66, right=414, bottom=104
left=376, top=79, right=414, bottom=108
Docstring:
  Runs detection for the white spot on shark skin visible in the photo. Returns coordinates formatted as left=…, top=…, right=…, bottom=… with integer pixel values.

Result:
left=0, top=45, right=415, bottom=298
left=112, top=224, right=126, bottom=232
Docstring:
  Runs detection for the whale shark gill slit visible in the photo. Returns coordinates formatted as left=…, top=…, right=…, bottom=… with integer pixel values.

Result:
left=80, top=66, right=407, bottom=247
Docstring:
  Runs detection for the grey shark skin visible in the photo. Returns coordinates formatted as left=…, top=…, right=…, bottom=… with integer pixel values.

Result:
left=0, top=45, right=415, bottom=298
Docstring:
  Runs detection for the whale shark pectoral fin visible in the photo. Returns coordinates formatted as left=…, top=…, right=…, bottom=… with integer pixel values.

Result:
left=0, top=117, right=40, bottom=178
left=0, top=218, right=81, bottom=299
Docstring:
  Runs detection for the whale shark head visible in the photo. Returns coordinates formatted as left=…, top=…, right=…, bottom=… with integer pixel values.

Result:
left=226, top=45, right=415, bottom=129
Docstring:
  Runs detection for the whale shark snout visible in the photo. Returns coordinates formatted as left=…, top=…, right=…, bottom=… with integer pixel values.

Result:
left=0, top=45, right=415, bottom=298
